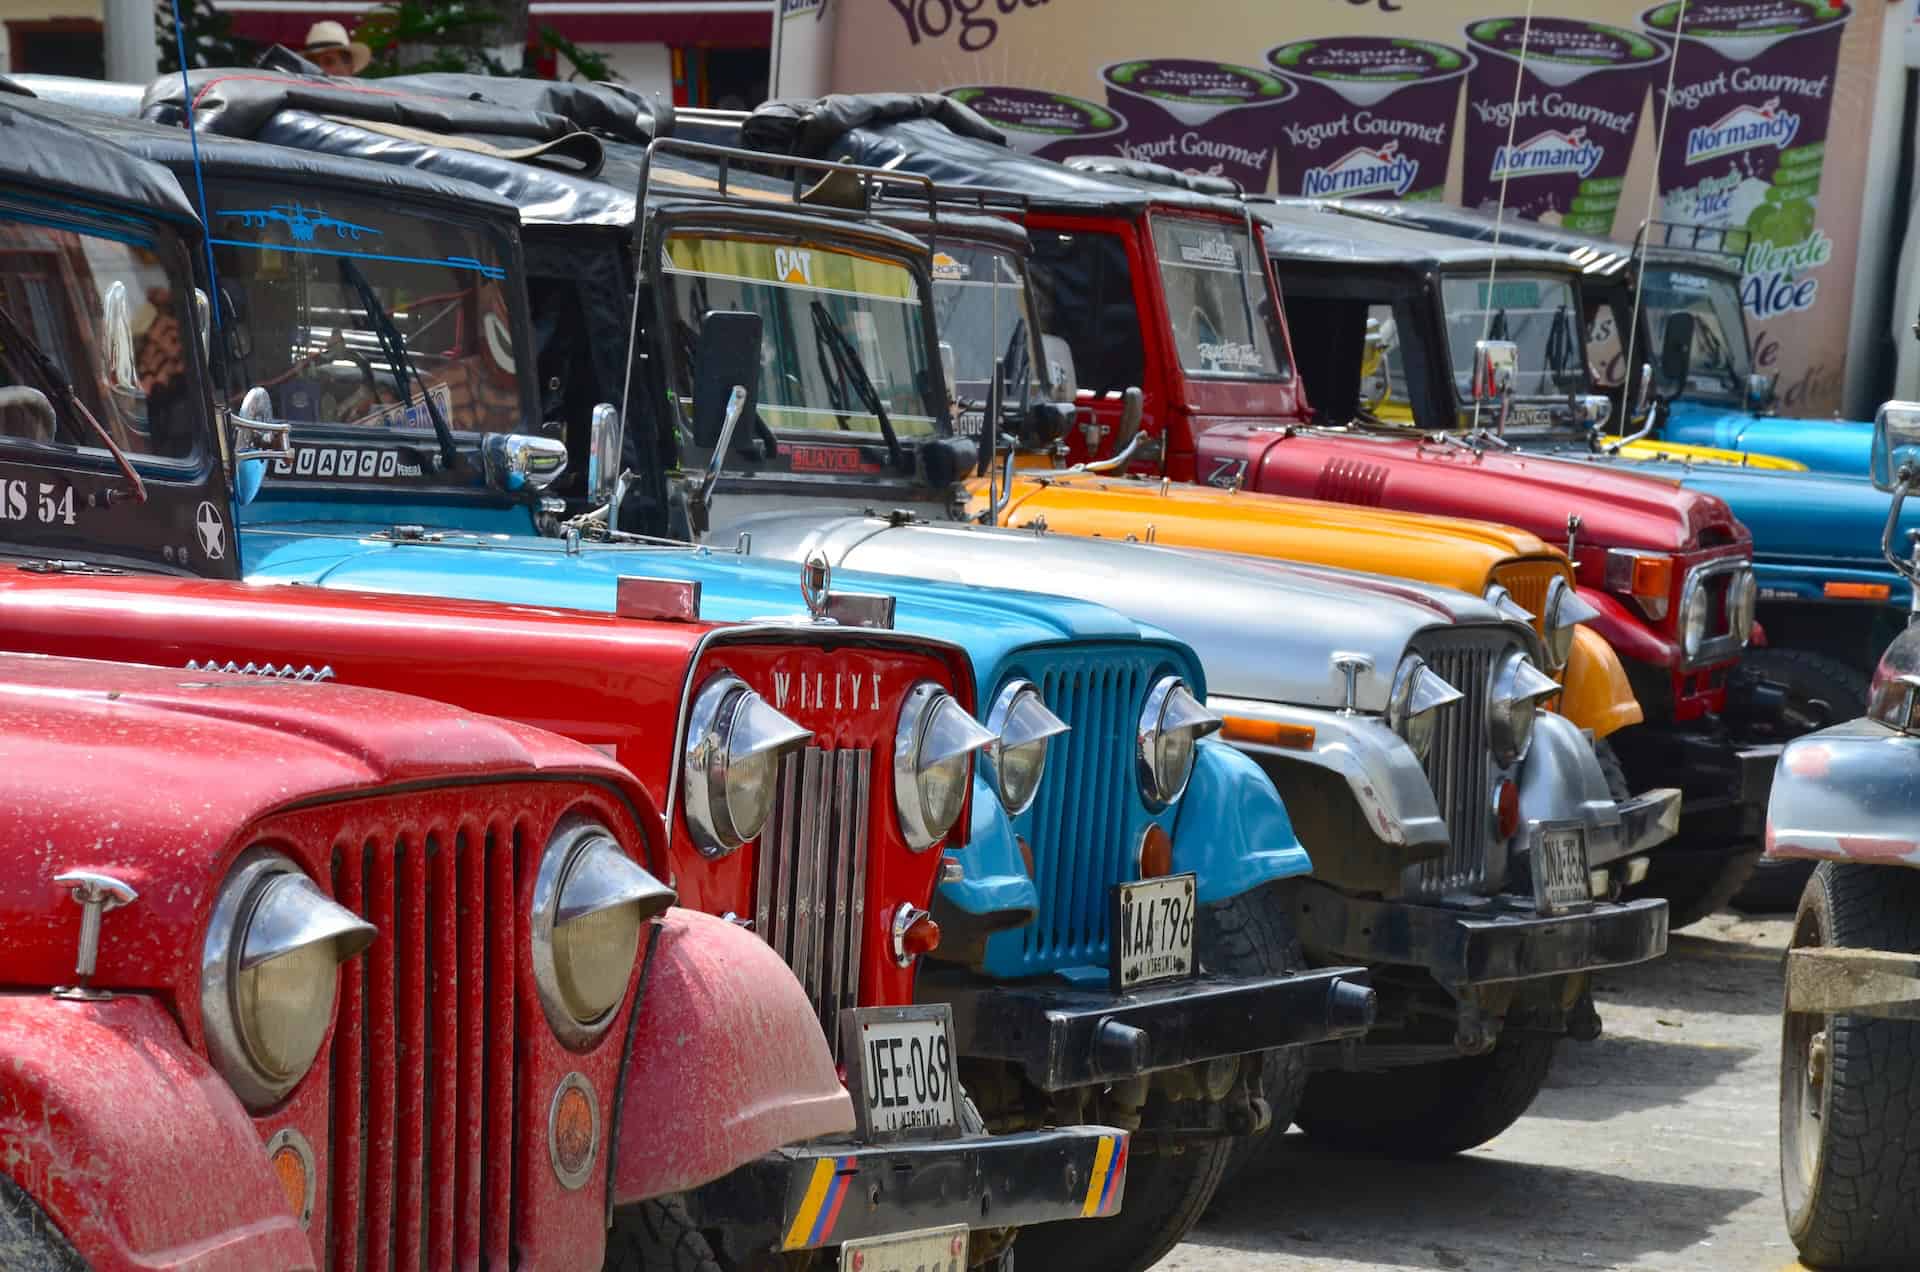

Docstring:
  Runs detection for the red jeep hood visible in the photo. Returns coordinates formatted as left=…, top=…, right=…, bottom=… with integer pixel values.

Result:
left=1208, top=425, right=1747, bottom=553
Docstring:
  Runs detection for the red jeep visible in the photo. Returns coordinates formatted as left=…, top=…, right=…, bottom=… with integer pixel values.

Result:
left=0, top=652, right=846, bottom=1271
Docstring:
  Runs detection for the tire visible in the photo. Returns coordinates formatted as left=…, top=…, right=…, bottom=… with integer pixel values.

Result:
left=604, top=1195, right=724, bottom=1272
left=1292, top=1034, right=1557, bottom=1159
left=1735, top=650, right=1870, bottom=916
left=1012, top=887, right=1304, bottom=1272
left=0, top=1173, right=87, bottom=1272
left=1779, top=861, right=1920, bottom=1269
left=1592, top=736, right=1631, bottom=803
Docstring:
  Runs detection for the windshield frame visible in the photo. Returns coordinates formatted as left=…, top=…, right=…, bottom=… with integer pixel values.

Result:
left=642, top=201, right=954, bottom=496
left=1436, top=267, right=1593, bottom=408
left=926, top=233, right=1045, bottom=442
left=1145, top=210, right=1291, bottom=386
left=1637, top=261, right=1753, bottom=406
left=202, top=176, right=542, bottom=496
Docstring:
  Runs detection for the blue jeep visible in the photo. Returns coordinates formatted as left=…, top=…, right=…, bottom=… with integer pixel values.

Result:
left=48, top=73, right=1375, bottom=1270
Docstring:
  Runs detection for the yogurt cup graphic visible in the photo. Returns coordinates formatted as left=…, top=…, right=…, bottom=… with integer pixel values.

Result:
left=1461, top=18, right=1668, bottom=234
left=1098, top=59, right=1295, bottom=192
left=1266, top=37, right=1476, bottom=202
left=944, top=85, right=1130, bottom=163
left=1640, top=1, right=1850, bottom=252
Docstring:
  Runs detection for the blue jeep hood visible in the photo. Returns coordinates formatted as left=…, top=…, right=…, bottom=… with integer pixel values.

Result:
left=1663, top=400, right=1872, bottom=477
left=1672, top=465, right=1920, bottom=571
left=239, top=520, right=1178, bottom=689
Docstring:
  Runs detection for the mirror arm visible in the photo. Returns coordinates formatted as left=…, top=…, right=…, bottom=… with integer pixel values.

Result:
left=1602, top=395, right=1663, bottom=454
left=695, top=384, right=750, bottom=513
left=1078, top=427, right=1160, bottom=474
left=1881, top=466, right=1920, bottom=584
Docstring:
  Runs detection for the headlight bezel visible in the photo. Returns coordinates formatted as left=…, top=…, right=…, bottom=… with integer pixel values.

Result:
left=984, top=679, right=1070, bottom=815
left=200, top=848, right=374, bottom=1112
left=1136, top=675, right=1221, bottom=809
left=894, top=680, right=997, bottom=851
left=531, top=815, right=674, bottom=1050
left=682, top=672, right=812, bottom=859
left=1487, top=649, right=1560, bottom=766
left=1386, top=654, right=1462, bottom=763
left=1540, top=576, right=1597, bottom=671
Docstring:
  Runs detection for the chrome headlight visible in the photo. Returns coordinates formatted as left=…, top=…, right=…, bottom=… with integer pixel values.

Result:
left=683, top=673, right=813, bottom=858
left=1540, top=577, right=1601, bottom=670
left=1387, top=655, right=1463, bottom=763
left=1679, top=576, right=1712, bottom=662
left=200, top=850, right=375, bottom=1111
left=1482, top=584, right=1534, bottom=625
left=1137, top=676, right=1221, bottom=807
left=1727, top=567, right=1758, bottom=646
left=895, top=681, right=999, bottom=850
left=985, top=679, right=1070, bottom=815
left=1488, top=650, right=1562, bottom=765
left=532, top=817, right=675, bottom=1048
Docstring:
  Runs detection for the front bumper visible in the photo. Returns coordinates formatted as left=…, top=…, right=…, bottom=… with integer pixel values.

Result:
left=921, top=965, right=1376, bottom=1092
left=1600, top=785, right=1685, bottom=868
left=686, top=1124, right=1127, bottom=1253
left=1288, top=880, right=1669, bottom=987
left=1611, top=719, right=1780, bottom=837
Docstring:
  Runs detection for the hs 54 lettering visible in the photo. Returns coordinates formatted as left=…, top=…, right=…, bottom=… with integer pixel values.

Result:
left=0, top=479, right=76, bottom=526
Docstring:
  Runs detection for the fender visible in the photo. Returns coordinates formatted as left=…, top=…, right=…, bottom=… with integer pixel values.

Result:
left=1578, top=585, right=1677, bottom=670
left=0, top=994, right=314, bottom=1272
left=935, top=772, right=1040, bottom=925
left=1767, top=720, right=1920, bottom=866
left=1750, top=560, right=1912, bottom=609
left=1560, top=625, right=1643, bottom=740
left=1207, top=695, right=1446, bottom=851
left=611, top=909, right=852, bottom=1205
left=1171, top=737, right=1311, bottom=901
left=1516, top=711, right=1629, bottom=868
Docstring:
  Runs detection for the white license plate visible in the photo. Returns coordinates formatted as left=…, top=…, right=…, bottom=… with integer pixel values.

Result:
left=1115, top=873, right=1197, bottom=989
left=839, top=1224, right=968, bottom=1272
left=851, top=1014, right=959, bottom=1138
left=1534, top=828, right=1591, bottom=914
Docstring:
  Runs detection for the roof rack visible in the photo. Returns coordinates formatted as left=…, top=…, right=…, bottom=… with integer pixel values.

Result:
left=1064, top=154, right=1244, bottom=199
left=871, top=180, right=1030, bottom=223
left=632, top=134, right=936, bottom=226
left=1636, top=218, right=1750, bottom=264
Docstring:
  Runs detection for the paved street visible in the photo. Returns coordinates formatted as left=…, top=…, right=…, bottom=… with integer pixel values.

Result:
left=1171, top=912, right=1804, bottom=1271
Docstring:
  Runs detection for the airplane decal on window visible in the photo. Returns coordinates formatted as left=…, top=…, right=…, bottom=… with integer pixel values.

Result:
left=218, top=203, right=379, bottom=243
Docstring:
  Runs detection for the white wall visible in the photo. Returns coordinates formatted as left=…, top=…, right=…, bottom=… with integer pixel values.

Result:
left=600, top=40, right=670, bottom=101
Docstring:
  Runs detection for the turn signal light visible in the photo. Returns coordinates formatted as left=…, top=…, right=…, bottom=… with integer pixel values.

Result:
left=1138, top=823, right=1174, bottom=879
left=1629, top=555, right=1672, bottom=600
left=900, top=910, right=941, bottom=959
left=1825, top=581, right=1891, bottom=601
left=1495, top=779, right=1521, bottom=841
left=1221, top=716, right=1315, bottom=749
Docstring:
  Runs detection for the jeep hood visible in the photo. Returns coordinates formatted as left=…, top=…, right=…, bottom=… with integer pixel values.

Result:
left=241, top=522, right=1149, bottom=690
left=0, top=646, right=623, bottom=990
left=1669, top=464, right=1919, bottom=571
left=1208, top=424, right=1746, bottom=554
left=724, top=510, right=1504, bottom=712
left=973, top=471, right=1559, bottom=593
left=1664, top=400, right=1873, bottom=477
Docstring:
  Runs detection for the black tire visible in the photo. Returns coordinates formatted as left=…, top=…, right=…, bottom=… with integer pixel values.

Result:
left=0, top=1173, right=87, bottom=1272
left=1013, top=887, right=1303, bottom=1272
left=1592, top=735, right=1631, bottom=802
left=604, top=1195, right=724, bottom=1272
left=1780, top=862, right=1920, bottom=1269
left=1292, top=1034, right=1557, bottom=1159
left=1735, top=650, right=1870, bottom=916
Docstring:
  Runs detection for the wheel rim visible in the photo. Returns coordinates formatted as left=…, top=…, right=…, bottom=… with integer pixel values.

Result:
left=1780, top=904, right=1832, bottom=1224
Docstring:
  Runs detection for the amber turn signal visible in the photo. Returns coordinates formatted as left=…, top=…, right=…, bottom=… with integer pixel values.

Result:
left=1628, top=554, right=1673, bottom=600
left=1138, top=823, right=1174, bottom=879
left=1220, top=715, right=1315, bottom=749
left=1824, top=581, right=1891, bottom=601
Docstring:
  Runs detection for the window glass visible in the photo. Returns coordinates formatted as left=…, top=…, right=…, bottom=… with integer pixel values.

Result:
left=1640, top=266, right=1752, bottom=403
left=0, top=207, right=199, bottom=460
left=659, top=233, right=939, bottom=440
left=928, top=242, right=1038, bottom=430
left=206, top=184, right=523, bottom=436
left=1357, top=303, right=1418, bottom=424
left=1440, top=273, right=1587, bottom=398
left=1587, top=300, right=1627, bottom=389
left=1149, top=215, right=1285, bottom=381
left=1028, top=228, right=1143, bottom=396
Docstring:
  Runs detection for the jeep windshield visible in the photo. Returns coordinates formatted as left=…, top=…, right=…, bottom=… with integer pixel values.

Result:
left=657, top=230, right=941, bottom=444
left=1150, top=215, right=1286, bottom=382
left=204, top=182, right=528, bottom=443
left=930, top=241, right=1039, bottom=440
left=1639, top=264, right=1752, bottom=404
left=0, top=199, right=201, bottom=464
left=1440, top=272, right=1587, bottom=404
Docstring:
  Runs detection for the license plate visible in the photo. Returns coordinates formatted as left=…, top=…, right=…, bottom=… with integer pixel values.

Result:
left=839, top=1224, right=968, bottom=1272
left=1533, top=827, right=1591, bottom=914
left=1113, top=872, right=1197, bottom=991
left=842, top=1005, right=960, bottom=1142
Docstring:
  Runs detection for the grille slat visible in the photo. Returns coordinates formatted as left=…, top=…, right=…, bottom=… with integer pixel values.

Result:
left=482, top=828, right=515, bottom=1265
left=328, top=845, right=365, bottom=1272
left=363, top=843, right=398, bottom=1272
left=1414, top=637, right=1509, bottom=897
left=454, top=831, right=484, bottom=1266
left=758, top=747, right=871, bottom=1058
left=396, top=839, right=427, bottom=1272
left=427, top=837, right=458, bottom=1269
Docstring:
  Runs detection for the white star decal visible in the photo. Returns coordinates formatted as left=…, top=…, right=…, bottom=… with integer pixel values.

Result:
left=194, top=501, right=226, bottom=561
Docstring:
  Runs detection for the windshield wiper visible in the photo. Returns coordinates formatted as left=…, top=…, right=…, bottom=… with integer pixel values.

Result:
left=337, top=259, right=460, bottom=470
left=0, top=301, right=146, bottom=503
left=1001, top=315, right=1031, bottom=418
left=809, top=299, right=904, bottom=470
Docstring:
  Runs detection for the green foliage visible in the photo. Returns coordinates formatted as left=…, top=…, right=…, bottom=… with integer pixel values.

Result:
left=358, top=0, right=617, bottom=81
left=156, top=0, right=259, bottom=72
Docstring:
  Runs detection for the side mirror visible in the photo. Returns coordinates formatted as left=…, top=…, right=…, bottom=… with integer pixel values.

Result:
left=1633, top=359, right=1656, bottom=418
left=192, top=289, right=211, bottom=364
left=938, top=341, right=958, bottom=407
left=1041, top=333, right=1078, bottom=403
left=1746, top=371, right=1777, bottom=414
left=587, top=402, right=621, bottom=505
left=1110, top=386, right=1146, bottom=452
left=1573, top=395, right=1612, bottom=431
left=1656, top=312, right=1695, bottom=396
left=1025, top=400, right=1075, bottom=449
left=481, top=433, right=568, bottom=494
left=691, top=310, right=762, bottom=451
left=1870, top=401, right=1920, bottom=492
left=229, top=386, right=291, bottom=508
left=1470, top=339, right=1517, bottom=403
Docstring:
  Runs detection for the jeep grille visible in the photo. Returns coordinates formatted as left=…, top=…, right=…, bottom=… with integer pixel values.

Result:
left=1408, top=629, right=1515, bottom=898
left=757, top=747, right=872, bottom=1061
left=1490, top=561, right=1560, bottom=642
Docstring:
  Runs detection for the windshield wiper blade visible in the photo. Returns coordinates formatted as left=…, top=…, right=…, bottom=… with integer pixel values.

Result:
left=809, top=299, right=903, bottom=470
left=0, top=301, right=146, bottom=503
left=338, top=259, right=460, bottom=469
left=1000, top=315, right=1031, bottom=417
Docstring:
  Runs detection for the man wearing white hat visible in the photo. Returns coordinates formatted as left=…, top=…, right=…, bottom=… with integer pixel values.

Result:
left=302, top=20, right=371, bottom=76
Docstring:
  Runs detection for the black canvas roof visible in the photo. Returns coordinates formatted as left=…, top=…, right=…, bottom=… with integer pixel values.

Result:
left=1253, top=199, right=1572, bottom=274
left=0, top=93, right=200, bottom=229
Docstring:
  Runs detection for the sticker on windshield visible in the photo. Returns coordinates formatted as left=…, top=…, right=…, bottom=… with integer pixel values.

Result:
left=1169, top=229, right=1241, bottom=271
left=665, top=236, right=918, bottom=302
left=212, top=204, right=508, bottom=280
left=273, top=443, right=430, bottom=482
left=931, top=251, right=972, bottom=282
left=220, top=202, right=378, bottom=244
